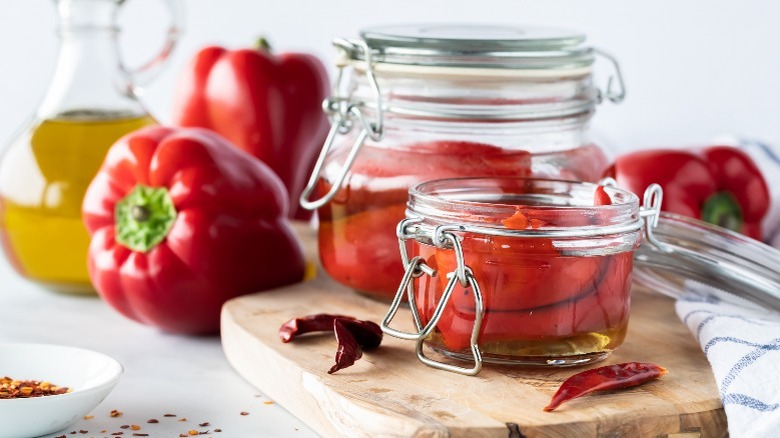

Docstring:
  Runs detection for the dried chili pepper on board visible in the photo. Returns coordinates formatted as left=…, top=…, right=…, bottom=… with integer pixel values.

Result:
left=544, top=362, right=667, bottom=412
left=279, top=313, right=383, bottom=374
left=329, top=319, right=383, bottom=374
left=278, top=314, right=356, bottom=343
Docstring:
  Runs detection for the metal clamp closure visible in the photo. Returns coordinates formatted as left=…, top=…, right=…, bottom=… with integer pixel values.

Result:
left=299, top=38, right=385, bottom=211
left=381, top=219, right=484, bottom=376
left=594, top=48, right=626, bottom=104
left=639, top=183, right=672, bottom=253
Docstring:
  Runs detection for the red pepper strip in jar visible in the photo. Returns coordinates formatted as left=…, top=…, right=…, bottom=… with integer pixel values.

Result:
left=594, top=185, right=612, bottom=206
left=544, top=362, right=667, bottom=412
left=279, top=314, right=356, bottom=343
left=329, top=319, right=383, bottom=374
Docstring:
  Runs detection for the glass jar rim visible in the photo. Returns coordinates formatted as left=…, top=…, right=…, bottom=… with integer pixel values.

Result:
left=349, top=23, right=595, bottom=70
left=407, top=177, right=640, bottom=234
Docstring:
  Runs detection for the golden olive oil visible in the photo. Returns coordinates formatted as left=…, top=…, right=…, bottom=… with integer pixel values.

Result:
left=0, top=112, right=155, bottom=293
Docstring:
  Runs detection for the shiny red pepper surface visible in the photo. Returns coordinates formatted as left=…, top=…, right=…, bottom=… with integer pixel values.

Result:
left=544, top=362, right=668, bottom=411
left=607, top=145, right=770, bottom=240
left=82, top=126, right=305, bottom=334
left=171, top=41, right=330, bottom=220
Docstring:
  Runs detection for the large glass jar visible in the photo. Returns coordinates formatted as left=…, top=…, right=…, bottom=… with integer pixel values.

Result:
left=301, top=24, right=626, bottom=300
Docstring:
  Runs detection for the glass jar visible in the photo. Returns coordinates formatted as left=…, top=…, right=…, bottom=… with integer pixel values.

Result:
left=301, top=24, right=626, bottom=300
left=382, top=177, right=643, bottom=373
left=0, top=0, right=181, bottom=293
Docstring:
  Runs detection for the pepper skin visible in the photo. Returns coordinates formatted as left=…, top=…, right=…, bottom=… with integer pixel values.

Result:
left=171, top=41, right=330, bottom=220
left=82, top=126, right=305, bottom=334
left=544, top=362, right=667, bottom=411
left=607, top=146, right=770, bottom=240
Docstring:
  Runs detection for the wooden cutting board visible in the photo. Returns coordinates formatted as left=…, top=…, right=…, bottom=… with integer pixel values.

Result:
left=221, top=225, right=726, bottom=437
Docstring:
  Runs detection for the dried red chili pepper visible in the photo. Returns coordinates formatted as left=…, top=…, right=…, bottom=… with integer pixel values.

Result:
left=278, top=314, right=357, bottom=342
left=544, top=362, right=667, bottom=412
left=279, top=313, right=383, bottom=373
left=329, top=319, right=383, bottom=374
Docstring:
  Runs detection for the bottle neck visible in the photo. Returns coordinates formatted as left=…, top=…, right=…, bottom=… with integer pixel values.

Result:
left=38, top=0, right=147, bottom=120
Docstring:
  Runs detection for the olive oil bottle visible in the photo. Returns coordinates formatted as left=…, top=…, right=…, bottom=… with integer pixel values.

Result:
left=0, top=112, right=155, bottom=292
left=0, top=0, right=180, bottom=293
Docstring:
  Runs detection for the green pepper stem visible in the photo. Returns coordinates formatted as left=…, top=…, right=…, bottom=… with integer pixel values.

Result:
left=701, top=191, right=743, bottom=233
left=115, top=185, right=177, bottom=253
left=255, top=37, right=272, bottom=52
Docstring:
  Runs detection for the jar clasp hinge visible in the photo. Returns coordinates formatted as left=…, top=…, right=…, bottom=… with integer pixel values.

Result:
left=300, top=38, right=385, bottom=211
left=379, top=219, right=485, bottom=376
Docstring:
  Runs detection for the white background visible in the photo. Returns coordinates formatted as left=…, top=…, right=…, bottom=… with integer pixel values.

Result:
left=1, top=0, right=780, bottom=151
left=0, top=3, right=778, bottom=436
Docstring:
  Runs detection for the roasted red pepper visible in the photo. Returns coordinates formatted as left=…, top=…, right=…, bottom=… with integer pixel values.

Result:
left=279, top=313, right=383, bottom=374
left=82, top=126, right=305, bottom=334
left=544, top=362, right=667, bottom=411
left=607, top=145, right=770, bottom=239
left=172, top=39, right=330, bottom=220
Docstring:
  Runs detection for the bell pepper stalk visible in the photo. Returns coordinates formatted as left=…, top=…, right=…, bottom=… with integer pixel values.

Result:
left=82, top=126, right=306, bottom=334
left=171, top=38, right=330, bottom=221
left=606, top=145, right=770, bottom=240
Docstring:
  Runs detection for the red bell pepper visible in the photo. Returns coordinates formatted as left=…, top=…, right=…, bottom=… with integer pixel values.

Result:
left=171, top=39, right=330, bottom=221
left=82, top=126, right=305, bottom=334
left=607, top=145, right=770, bottom=240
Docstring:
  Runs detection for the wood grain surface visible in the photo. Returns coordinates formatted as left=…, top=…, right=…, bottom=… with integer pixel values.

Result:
left=220, top=224, right=727, bottom=438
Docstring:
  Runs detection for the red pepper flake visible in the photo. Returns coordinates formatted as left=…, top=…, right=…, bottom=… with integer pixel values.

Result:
left=179, top=417, right=188, bottom=422
left=179, top=435, right=187, bottom=437
left=110, top=409, right=123, bottom=418
left=199, top=431, right=210, bottom=435
left=79, top=431, right=88, bottom=435
left=55, top=435, right=66, bottom=438
left=0, top=376, right=72, bottom=399
left=164, top=414, right=177, bottom=417
left=83, top=415, right=94, bottom=420
left=262, top=401, right=274, bottom=405
left=111, top=433, right=123, bottom=436
left=240, top=411, right=249, bottom=416
left=279, top=313, right=383, bottom=374
left=101, top=431, right=108, bottom=434
left=120, top=425, right=130, bottom=429
left=544, top=362, right=667, bottom=411
left=214, top=429, right=222, bottom=433
left=199, top=422, right=210, bottom=427
left=147, top=419, right=159, bottom=424
left=133, top=434, right=149, bottom=437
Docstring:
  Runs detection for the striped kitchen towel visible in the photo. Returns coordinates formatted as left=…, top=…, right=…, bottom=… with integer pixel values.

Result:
left=676, top=281, right=780, bottom=437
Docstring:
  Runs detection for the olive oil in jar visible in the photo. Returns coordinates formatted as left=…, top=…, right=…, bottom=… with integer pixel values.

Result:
left=0, top=111, right=156, bottom=293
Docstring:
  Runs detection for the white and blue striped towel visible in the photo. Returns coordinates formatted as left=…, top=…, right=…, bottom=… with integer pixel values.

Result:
left=676, top=282, right=780, bottom=437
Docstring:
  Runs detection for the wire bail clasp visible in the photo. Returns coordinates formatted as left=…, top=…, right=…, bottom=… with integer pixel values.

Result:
left=639, top=183, right=672, bottom=253
left=594, top=48, right=626, bottom=104
left=299, top=38, right=385, bottom=211
left=380, top=219, right=485, bottom=376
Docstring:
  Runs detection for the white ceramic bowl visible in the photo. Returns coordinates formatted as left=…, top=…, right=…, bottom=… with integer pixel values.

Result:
left=0, top=343, right=123, bottom=438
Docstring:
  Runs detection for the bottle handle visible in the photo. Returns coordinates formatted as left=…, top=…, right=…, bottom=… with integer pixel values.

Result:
left=117, top=0, right=184, bottom=92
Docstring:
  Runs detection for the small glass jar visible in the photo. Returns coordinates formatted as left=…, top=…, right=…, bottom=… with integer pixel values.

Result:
left=302, top=24, right=626, bottom=300
left=381, top=177, right=643, bottom=373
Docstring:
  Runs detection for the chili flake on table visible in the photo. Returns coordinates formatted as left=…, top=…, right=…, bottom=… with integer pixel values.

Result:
left=0, top=376, right=71, bottom=398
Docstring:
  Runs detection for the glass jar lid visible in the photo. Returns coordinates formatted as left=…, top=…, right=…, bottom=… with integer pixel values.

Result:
left=354, top=23, right=594, bottom=70
left=635, top=212, right=780, bottom=313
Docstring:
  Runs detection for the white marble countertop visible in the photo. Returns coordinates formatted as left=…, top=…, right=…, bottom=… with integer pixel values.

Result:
left=0, top=255, right=319, bottom=438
